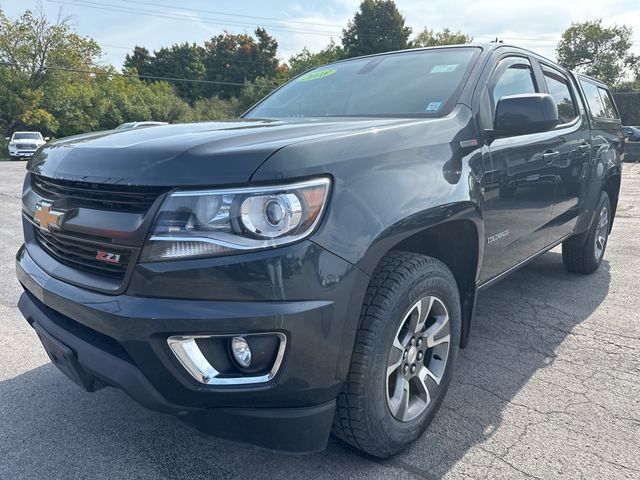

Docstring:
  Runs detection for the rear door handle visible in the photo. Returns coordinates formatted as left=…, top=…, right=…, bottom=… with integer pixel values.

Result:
left=543, top=150, right=560, bottom=164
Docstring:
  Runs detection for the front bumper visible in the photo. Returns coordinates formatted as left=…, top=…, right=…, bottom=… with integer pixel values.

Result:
left=16, top=241, right=369, bottom=452
left=9, top=150, right=36, bottom=158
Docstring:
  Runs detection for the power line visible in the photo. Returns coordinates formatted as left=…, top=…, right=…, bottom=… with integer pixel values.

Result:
left=121, top=0, right=349, bottom=30
left=0, top=61, right=279, bottom=87
left=41, top=0, right=640, bottom=50
left=46, top=0, right=345, bottom=37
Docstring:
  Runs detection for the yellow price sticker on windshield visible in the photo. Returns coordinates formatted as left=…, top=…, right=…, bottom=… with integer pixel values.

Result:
left=297, top=69, right=337, bottom=82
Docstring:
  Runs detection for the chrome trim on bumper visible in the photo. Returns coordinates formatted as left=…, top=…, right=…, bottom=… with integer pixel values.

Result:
left=168, top=333, right=287, bottom=386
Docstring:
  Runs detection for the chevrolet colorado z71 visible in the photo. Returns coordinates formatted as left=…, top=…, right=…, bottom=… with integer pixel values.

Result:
left=16, top=44, right=622, bottom=457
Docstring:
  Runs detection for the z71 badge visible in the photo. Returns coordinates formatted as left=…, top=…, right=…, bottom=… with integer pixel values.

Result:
left=96, top=250, right=121, bottom=264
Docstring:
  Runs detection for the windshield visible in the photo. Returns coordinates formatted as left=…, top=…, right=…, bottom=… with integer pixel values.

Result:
left=247, top=47, right=479, bottom=118
left=13, top=132, right=43, bottom=140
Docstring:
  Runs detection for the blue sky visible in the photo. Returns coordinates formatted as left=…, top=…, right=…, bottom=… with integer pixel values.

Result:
left=2, top=0, right=639, bottom=67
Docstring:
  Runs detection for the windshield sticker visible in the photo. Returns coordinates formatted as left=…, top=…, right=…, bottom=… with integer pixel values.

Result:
left=297, top=68, right=337, bottom=82
left=425, top=102, right=442, bottom=112
left=430, top=64, right=459, bottom=74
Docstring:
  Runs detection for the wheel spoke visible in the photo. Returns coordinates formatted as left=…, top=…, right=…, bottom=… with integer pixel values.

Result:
left=389, top=377, right=410, bottom=420
left=416, top=296, right=434, bottom=333
left=424, top=363, right=445, bottom=385
left=599, top=208, right=609, bottom=228
left=414, top=366, right=434, bottom=406
left=406, top=296, right=433, bottom=335
left=425, top=315, right=450, bottom=348
left=387, top=338, right=404, bottom=378
left=397, top=378, right=410, bottom=420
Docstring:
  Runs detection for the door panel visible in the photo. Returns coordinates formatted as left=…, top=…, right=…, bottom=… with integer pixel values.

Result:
left=541, top=65, right=592, bottom=242
left=479, top=56, right=557, bottom=283
left=481, top=132, right=558, bottom=281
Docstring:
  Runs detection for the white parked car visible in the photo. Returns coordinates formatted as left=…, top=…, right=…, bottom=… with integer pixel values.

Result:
left=5, top=131, right=49, bottom=160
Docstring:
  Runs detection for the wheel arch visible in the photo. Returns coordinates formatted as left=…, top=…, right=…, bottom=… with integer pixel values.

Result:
left=390, top=219, right=481, bottom=349
left=603, top=173, right=621, bottom=232
left=358, top=206, right=483, bottom=349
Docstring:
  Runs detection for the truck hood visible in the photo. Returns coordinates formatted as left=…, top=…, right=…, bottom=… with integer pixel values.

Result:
left=27, top=118, right=415, bottom=186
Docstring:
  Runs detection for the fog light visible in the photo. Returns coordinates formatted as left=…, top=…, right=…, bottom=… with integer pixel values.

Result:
left=231, top=336, right=252, bottom=368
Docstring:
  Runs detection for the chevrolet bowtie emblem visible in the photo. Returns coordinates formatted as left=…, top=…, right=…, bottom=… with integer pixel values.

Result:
left=34, top=201, right=65, bottom=231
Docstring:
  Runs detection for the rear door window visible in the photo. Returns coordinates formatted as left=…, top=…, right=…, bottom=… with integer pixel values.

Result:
left=542, top=67, right=578, bottom=124
left=598, top=87, right=618, bottom=119
left=580, top=79, right=619, bottom=120
left=580, top=80, right=604, bottom=118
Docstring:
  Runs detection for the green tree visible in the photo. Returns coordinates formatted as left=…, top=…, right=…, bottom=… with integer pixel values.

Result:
left=287, top=40, right=344, bottom=78
left=0, top=6, right=101, bottom=135
left=124, top=46, right=152, bottom=77
left=410, top=28, right=473, bottom=48
left=203, top=28, right=280, bottom=99
left=0, top=5, right=195, bottom=138
left=0, top=6, right=99, bottom=83
left=556, top=20, right=634, bottom=85
left=124, top=43, right=206, bottom=104
left=341, top=0, right=411, bottom=57
left=190, top=96, right=242, bottom=121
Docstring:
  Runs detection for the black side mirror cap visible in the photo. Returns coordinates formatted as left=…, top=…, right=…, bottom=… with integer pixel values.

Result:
left=492, top=93, right=559, bottom=137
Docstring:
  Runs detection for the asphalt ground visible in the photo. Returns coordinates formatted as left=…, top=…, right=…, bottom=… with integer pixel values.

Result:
left=0, top=161, right=638, bottom=479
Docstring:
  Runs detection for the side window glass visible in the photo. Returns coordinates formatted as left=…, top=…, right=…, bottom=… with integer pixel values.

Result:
left=542, top=67, right=578, bottom=124
left=491, top=60, right=537, bottom=110
left=580, top=80, right=605, bottom=118
left=598, top=87, right=618, bottom=119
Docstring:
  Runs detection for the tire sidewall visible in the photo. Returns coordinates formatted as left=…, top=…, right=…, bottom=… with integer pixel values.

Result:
left=585, top=192, right=611, bottom=271
left=362, top=265, right=461, bottom=450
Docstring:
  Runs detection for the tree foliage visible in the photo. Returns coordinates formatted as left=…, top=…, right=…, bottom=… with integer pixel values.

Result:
left=556, top=20, right=633, bottom=86
left=0, top=6, right=99, bottom=82
left=125, top=43, right=206, bottom=103
left=203, top=28, right=279, bottom=99
left=410, top=28, right=473, bottom=48
left=0, top=6, right=199, bottom=138
left=287, top=40, right=343, bottom=77
left=341, top=0, right=411, bottom=57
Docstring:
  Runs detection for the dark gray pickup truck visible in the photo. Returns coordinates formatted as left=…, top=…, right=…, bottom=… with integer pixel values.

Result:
left=16, top=43, right=622, bottom=457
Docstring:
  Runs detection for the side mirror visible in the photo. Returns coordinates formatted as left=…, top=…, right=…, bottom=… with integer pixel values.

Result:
left=4, top=137, right=9, bottom=141
left=44, top=137, right=50, bottom=141
left=493, top=93, right=558, bottom=137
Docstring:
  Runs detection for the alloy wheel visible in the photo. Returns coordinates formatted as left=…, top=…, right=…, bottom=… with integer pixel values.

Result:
left=386, top=295, right=451, bottom=422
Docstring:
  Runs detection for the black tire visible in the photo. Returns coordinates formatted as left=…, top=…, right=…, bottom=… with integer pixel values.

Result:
left=332, top=251, right=461, bottom=458
left=562, top=192, right=611, bottom=274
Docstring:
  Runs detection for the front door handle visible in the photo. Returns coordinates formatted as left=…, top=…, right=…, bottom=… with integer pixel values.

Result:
left=543, top=150, right=560, bottom=164
left=578, top=143, right=590, bottom=155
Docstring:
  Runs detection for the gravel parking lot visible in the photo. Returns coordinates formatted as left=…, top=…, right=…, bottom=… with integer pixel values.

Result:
left=0, top=161, right=638, bottom=479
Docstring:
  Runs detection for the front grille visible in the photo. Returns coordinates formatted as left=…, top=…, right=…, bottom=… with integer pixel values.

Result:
left=34, top=227, right=133, bottom=279
left=32, top=175, right=168, bottom=213
left=17, top=143, right=37, bottom=149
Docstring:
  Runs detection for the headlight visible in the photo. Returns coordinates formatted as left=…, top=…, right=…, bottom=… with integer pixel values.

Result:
left=140, top=177, right=331, bottom=261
